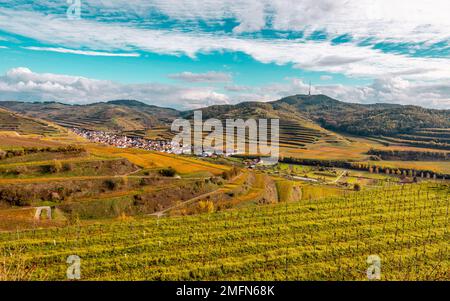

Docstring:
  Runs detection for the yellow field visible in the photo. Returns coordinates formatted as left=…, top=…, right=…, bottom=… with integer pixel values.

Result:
left=0, top=156, right=100, bottom=169
left=86, top=145, right=230, bottom=175
left=281, top=138, right=372, bottom=160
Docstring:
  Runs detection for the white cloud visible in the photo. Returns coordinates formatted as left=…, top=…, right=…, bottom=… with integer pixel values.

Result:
left=83, top=0, right=450, bottom=42
left=23, top=46, right=140, bottom=57
left=168, top=71, right=232, bottom=83
left=0, top=3, right=448, bottom=109
left=0, top=7, right=449, bottom=82
left=0, top=67, right=229, bottom=110
left=0, top=67, right=448, bottom=110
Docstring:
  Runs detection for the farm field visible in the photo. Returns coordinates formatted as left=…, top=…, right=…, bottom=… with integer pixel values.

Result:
left=80, top=144, right=230, bottom=176
left=359, top=161, right=450, bottom=175
left=0, top=183, right=448, bottom=280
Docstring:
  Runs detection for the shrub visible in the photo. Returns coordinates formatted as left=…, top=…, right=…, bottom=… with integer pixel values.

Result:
left=221, top=166, right=240, bottom=180
left=159, top=167, right=177, bottom=177
left=353, top=183, right=361, bottom=191
left=62, top=162, right=74, bottom=172
left=42, top=160, right=62, bottom=174
left=104, top=179, right=118, bottom=190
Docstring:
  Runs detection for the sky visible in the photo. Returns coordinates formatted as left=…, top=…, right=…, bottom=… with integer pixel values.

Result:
left=0, top=0, right=449, bottom=110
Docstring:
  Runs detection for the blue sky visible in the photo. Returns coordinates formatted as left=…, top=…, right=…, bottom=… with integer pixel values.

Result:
left=0, top=0, right=449, bottom=109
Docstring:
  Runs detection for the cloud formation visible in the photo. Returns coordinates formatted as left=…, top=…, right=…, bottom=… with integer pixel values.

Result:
left=0, top=2, right=448, bottom=109
left=0, top=67, right=229, bottom=110
left=0, top=67, right=448, bottom=110
left=54, top=0, right=450, bottom=43
left=0, top=7, right=449, bottom=83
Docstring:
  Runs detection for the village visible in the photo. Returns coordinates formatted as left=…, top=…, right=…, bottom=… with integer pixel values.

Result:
left=72, top=128, right=176, bottom=153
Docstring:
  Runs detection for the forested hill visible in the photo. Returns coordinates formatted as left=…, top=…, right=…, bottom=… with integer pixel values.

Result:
left=272, top=94, right=450, bottom=136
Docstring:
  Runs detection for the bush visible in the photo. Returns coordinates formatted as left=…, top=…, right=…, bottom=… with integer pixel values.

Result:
left=62, top=162, right=74, bottom=172
left=159, top=167, right=177, bottom=177
left=104, top=179, right=118, bottom=190
left=42, top=160, right=62, bottom=174
left=353, top=183, right=361, bottom=191
left=0, top=189, right=30, bottom=206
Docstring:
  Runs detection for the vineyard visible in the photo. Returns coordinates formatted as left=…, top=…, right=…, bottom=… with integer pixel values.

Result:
left=0, top=182, right=448, bottom=281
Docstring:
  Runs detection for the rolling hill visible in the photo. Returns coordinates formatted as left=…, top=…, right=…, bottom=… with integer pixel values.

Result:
left=1, top=95, right=449, bottom=150
left=0, top=100, right=179, bottom=137
left=0, top=108, right=60, bottom=136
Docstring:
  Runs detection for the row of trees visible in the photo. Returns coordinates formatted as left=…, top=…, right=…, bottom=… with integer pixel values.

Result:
left=0, top=145, right=85, bottom=160
left=368, top=149, right=449, bottom=161
left=280, top=157, right=448, bottom=180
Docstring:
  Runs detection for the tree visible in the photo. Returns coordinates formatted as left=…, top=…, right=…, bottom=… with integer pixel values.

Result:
left=159, top=167, right=177, bottom=177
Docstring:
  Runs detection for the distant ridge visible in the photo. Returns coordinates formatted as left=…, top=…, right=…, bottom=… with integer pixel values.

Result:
left=0, top=94, right=449, bottom=149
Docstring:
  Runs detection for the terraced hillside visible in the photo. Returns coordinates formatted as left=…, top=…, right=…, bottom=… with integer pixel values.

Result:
left=279, top=120, right=325, bottom=149
left=381, top=128, right=450, bottom=150
left=0, top=108, right=60, bottom=136
left=183, top=100, right=344, bottom=151
left=0, top=183, right=447, bottom=280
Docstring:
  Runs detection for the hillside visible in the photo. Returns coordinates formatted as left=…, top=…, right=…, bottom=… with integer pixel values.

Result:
left=0, top=108, right=61, bottom=136
left=273, top=94, right=450, bottom=135
left=0, top=100, right=179, bottom=137
left=1, top=95, right=449, bottom=150
left=271, top=95, right=450, bottom=150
